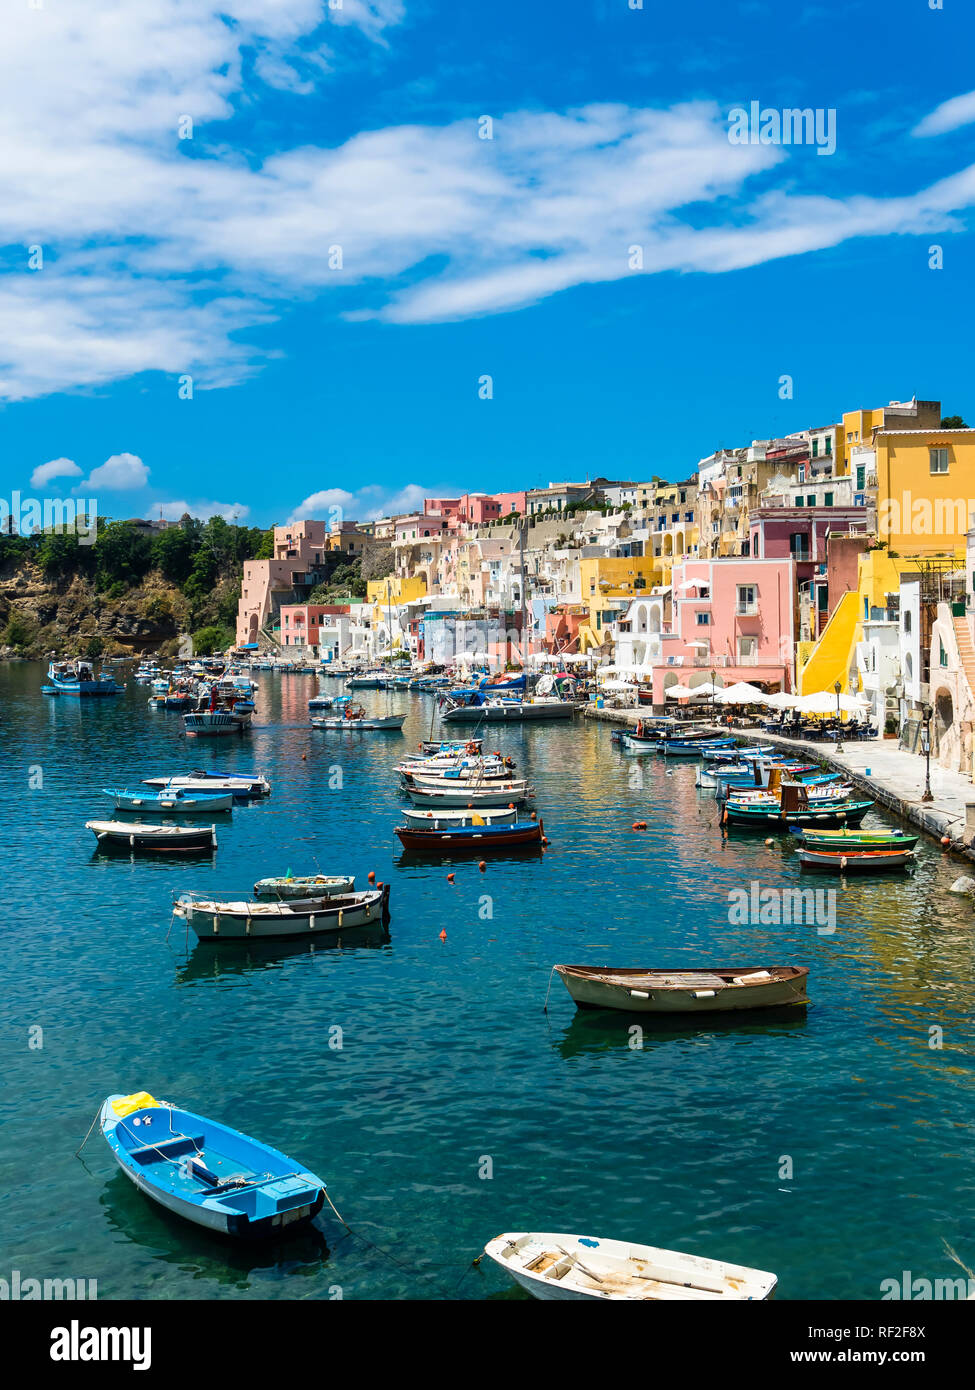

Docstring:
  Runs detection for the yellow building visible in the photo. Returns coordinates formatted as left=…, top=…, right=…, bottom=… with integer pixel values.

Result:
left=874, top=428, right=975, bottom=559
left=367, top=575, right=427, bottom=606
left=578, top=555, right=660, bottom=651
left=798, top=548, right=902, bottom=694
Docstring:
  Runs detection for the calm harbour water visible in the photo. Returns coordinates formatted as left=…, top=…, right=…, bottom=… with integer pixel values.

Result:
left=2, top=660, right=974, bottom=1300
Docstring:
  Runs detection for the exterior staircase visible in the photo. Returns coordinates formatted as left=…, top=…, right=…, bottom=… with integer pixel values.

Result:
left=951, top=615, right=975, bottom=704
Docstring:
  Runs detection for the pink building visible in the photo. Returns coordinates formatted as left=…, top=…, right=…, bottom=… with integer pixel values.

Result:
left=279, top=604, right=350, bottom=648
left=423, top=492, right=527, bottom=526
left=650, top=556, right=796, bottom=703
left=749, top=504, right=869, bottom=637
left=237, top=520, right=329, bottom=646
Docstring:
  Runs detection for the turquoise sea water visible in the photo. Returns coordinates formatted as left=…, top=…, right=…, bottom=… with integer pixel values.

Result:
left=1, top=661, right=974, bottom=1301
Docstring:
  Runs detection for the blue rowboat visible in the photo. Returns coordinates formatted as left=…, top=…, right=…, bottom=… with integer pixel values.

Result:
left=103, top=787, right=233, bottom=813
left=663, top=738, right=737, bottom=758
left=99, top=1093, right=326, bottom=1237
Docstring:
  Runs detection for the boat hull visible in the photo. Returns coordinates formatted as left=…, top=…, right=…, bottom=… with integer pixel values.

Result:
left=395, top=821, right=542, bottom=853
left=441, top=701, right=573, bottom=722
left=86, top=820, right=217, bottom=852
left=796, top=847, right=915, bottom=871
left=556, top=965, right=808, bottom=1014
left=406, top=783, right=532, bottom=807
left=100, top=1096, right=324, bottom=1238
left=177, top=884, right=390, bottom=940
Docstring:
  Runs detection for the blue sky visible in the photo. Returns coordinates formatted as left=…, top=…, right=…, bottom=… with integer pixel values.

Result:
left=2, top=0, right=974, bottom=527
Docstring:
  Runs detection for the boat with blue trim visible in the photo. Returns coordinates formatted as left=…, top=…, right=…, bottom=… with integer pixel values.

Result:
left=99, top=1091, right=325, bottom=1237
left=43, top=660, right=123, bottom=696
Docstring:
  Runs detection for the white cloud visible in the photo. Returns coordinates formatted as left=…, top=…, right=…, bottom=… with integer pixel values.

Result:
left=290, top=482, right=438, bottom=523
left=913, top=91, right=975, bottom=138
left=30, top=457, right=82, bottom=489
left=4, top=3, right=975, bottom=399
left=86, top=453, right=150, bottom=490
left=154, top=499, right=251, bottom=522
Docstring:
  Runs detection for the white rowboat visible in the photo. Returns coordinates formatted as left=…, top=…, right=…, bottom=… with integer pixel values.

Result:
left=485, top=1232, right=777, bottom=1301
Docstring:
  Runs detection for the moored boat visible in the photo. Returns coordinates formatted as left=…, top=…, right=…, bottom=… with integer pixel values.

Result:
left=183, top=710, right=250, bottom=736
left=722, top=783, right=873, bottom=829
left=311, top=705, right=405, bottom=731
left=484, top=1232, right=777, bottom=1301
left=554, top=964, right=808, bottom=1014
left=790, top=826, right=919, bottom=850
left=253, top=874, right=355, bottom=899
left=402, top=806, right=519, bottom=829
left=174, top=883, right=391, bottom=940
left=796, top=846, right=915, bottom=872
left=104, top=787, right=233, bottom=813
left=99, top=1092, right=325, bottom=1237
left=405, top=779, right=533, bottom=808
left=86, top=820, right=218, bottom=852
left=141, top=771, right=270, bottom=798
left=44, top=659, right=123, bottom=696
left=395, top=817, right=543, bottom=853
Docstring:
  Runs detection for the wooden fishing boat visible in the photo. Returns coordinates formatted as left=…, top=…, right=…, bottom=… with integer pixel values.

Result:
left=484, top=1232, right=777, bottom=1302
left=663, top=737, right=737, bottom=758
left=554, top=964, right=808, bottom=1014
left=791, top=826, right=919, bottom=850
left=86, top=820, right=218, bottom=852
left=99, top=1092, right=325, bottom=1237
left=796, top=846, right=915, bottom=872
left=104, top=787, right=233, bottom=813
left=441, top=695, right=574, bottom=722
left=402, top=806, right=519, bottom=829
left=141, top=771, right=270, bottom=798
left=174, top=883, right=391, bottom=940
left=253, top=874, right=355, bottom=899
left=722, top=783, right=873, bottom=829
left=44, top=659, right=123, bottom=696
left=395, top=817, right=543, bottom=853
left=311, top=705, right=405, bottom=731
left=405, top=780, right=533, bottom=808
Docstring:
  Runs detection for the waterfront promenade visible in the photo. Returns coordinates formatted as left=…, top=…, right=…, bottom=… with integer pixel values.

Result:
left=585, top=703, right=975, bottom=860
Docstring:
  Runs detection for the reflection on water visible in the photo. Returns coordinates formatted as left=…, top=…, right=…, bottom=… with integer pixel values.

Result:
left=2, top=660, right=975, bottom=1301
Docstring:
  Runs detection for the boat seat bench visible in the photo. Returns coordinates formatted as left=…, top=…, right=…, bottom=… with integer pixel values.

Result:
left=129, top=1133, right=206, bottom=1163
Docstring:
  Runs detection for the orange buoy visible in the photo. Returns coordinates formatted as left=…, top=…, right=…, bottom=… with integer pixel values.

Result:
left=941, top=835, right=951, bottom=847
left=508, top=803, right=515, bottom=809
left=530, top=811, right=537, bottom=821
left=632, top=821, right=647, bottom=831
left=368, top=870, right=376, bottom=883
left=447, top=872, right=455, bottom=883
left=765, top=838, right=773, bottom=846
left=301, top=753, right=307, bottom=760
left=478, top=861, right=486, bottom=872
left=541, top=837, right=549, bottom=846
left=439, top=928, right=447, bottom=940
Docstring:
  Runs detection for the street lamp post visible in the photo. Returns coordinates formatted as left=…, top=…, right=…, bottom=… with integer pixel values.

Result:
left=711, top=666, right=717, bottom=726
left=834, top=679, right=844, bottom=752
left=921, top=704, right=934, bottom=802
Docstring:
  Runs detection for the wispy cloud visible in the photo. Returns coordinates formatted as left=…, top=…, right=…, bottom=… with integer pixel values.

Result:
left=913, top=90, right=975, bottom=138
left=153, top=499, right=251, bottom=522
left=4, top=4, right=975, bottom=403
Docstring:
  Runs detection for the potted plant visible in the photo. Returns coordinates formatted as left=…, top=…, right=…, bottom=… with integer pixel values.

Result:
left=884, top=715, right=899, bottom=739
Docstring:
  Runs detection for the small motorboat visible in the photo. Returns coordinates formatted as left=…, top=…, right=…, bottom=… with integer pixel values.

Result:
left=311, top=705, right=405, bottom=731
left=401, top=806, right=519, bottom=829
left=796, top=846, right=916, bottom=872
left=790, top=826, right=919, bottom=850
left=99, top=1092, right=325, bottom=1237
left=141, top=771, right=270, bottom=798
left=553, top=964, right=808, bottom=1014
left=174, top=883, right=391, bottom=940
left=405, top=780, right=533, bottom=808
left=86, top=820, right=217, bottom=852
left=395, top=817, right=543, bottom=853
left=104, top=787, right=233, bottom=813
left=183, top=710, right=250, bottom=736
left=484, top=1232, right=777, bottom=1301
left=418, top=738, right=483, bottom=757
left=253, top=874, right=355, bottom=899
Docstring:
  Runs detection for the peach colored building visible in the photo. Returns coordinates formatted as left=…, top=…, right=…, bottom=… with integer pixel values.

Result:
left=237, top=521, right=328, bottom=646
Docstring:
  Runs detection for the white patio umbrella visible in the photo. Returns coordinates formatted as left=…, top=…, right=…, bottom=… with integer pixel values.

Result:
left=713, top=681, right=771, bottom=706
left=796, top=689, right=842, bottom=715
left=765, top=691, right=799, bottom=709
left=665, top=683, right=696, bottom=698
left=688, top=681, right=720, bottom=698
left=840, top=693, right=872, bottom=714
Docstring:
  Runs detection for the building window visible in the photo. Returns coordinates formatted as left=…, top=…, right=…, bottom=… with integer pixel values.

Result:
left=856, top=466, right=865, bottom=491
left=940, top=638, right=948, bottom=667
left=825, top=437, right=832, bottom=455
left=930, top=448, right=949, bottom=475
left=811, top=440, right=818, bottom=458
left=738, top=635, right=757, bottom=661
left=824, top=492, right=834, bottom=507
left=796, top=496, right=804, bottom=507
left=736, top=585, right=757, bottom=616
left=904, top=610, right=911, bottom=633
left=807, top=494, right=815, bottom=507
left=695, top=612, right=711, bottom=625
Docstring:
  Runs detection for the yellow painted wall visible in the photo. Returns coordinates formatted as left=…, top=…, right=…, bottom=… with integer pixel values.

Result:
left=875, top=431, right=974, bottom=559
left=798, top=590, right=860, bottom=694
left=578, top=556, right=658, bottom=635
left=367, top=576, right=427, bottom=606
